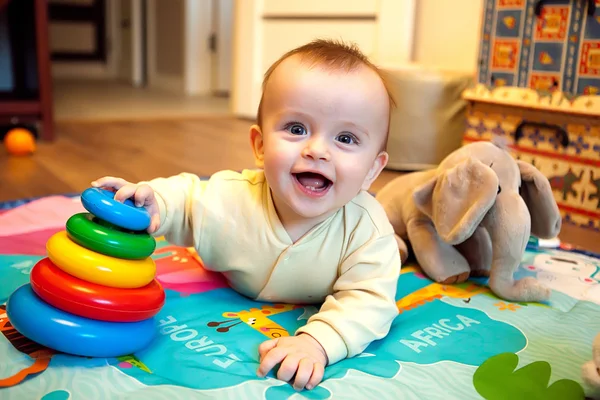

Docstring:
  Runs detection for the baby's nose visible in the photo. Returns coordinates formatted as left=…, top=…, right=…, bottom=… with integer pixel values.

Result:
left=303, top=139, right=330, bottom=161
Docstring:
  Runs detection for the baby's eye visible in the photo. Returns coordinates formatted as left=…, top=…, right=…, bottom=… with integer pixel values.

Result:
left=336, top=133, right=357, bottom=145
left=286, top=123, right=306, bottom=135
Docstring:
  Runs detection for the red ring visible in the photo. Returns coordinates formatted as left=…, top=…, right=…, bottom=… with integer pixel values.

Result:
left=30, top=258, right=165, bottom=322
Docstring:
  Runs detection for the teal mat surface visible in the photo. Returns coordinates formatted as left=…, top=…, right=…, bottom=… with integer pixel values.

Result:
left=0, top=194, right=599, bottom=399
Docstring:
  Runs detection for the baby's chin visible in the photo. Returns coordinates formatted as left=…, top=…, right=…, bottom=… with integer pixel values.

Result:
left=272, top=193, right=334, bottom=219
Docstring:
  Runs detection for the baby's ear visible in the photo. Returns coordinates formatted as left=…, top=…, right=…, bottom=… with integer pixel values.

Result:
left=361, top=151, right=389, bottom=191
left=250, top=125, right=265, bottom=168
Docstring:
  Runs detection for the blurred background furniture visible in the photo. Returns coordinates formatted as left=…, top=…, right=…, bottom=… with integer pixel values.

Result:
left=382, top=65, right=473, bottom=171
left=0, top=0, right=54, bottom=141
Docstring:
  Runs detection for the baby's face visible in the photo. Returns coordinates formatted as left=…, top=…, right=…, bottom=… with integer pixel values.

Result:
left=253, top=55, right=390, bottom=223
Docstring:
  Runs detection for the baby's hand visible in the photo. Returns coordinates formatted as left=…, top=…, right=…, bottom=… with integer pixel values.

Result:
left=257, top=334, right=327, bottom=391
left=91, top=176, right=161, bottom=233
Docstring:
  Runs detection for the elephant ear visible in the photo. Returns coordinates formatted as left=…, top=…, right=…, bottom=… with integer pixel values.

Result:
left=517, top=160, right=562, bottom=239
left=413, top=157, right=499, bottom=245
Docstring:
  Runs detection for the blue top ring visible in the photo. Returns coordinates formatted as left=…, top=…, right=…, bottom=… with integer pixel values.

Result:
left=81, top=187, right=151, bottom=231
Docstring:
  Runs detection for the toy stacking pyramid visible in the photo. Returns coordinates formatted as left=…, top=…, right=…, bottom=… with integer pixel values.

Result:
left=5, top=188, right=165, bottom=358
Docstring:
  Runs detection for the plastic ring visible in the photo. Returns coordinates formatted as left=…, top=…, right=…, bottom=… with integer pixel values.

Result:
left=31, top=258, right=165, bottom=322
left=47, top=231, right=156, bottom=289
left=81, top=187, right=151, bottom=231
left=6, top=284, right=156, bottom=358
left=66, top=212, right=156, bottom=260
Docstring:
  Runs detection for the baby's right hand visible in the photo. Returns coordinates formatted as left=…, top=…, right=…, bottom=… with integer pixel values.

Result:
left=91, top=176, right=161, bottom=234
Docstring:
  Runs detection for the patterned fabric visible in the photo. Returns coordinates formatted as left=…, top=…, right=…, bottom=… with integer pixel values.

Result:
left=478, top=0, right=600, bottom=97
left=463, top=105, right=600, bottom=231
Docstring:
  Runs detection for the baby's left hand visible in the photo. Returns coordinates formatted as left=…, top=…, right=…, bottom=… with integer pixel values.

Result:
left=257, top=334, right=327, bottom=391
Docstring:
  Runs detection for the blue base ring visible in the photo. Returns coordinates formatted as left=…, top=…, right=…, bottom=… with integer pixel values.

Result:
left=81, top=187, right=151, bottom=231
left=6, top=284, right=157, bottom=358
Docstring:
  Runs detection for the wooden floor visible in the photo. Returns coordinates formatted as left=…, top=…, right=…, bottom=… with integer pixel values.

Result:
left=1, top=117, right=599, bottom=253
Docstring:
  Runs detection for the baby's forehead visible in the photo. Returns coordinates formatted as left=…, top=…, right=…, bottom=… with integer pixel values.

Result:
left=266, top=58, right=388, bottom=105
left=259, top=55, right=390, bottom=136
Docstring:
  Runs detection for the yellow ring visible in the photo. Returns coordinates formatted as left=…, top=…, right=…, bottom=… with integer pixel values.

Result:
left=46, top=231, right=156, bottom=289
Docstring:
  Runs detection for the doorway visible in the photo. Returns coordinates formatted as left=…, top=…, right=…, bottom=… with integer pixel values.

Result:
left=111, top=0, right=234, bottom=96
left=115, top=0, right=145, bottom=87
left=49, top=0, right=234, bottom=121
left=210, top=0, right=233, bottom=96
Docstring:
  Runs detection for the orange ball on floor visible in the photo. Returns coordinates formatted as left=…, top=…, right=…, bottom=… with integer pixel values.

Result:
left=4, top=128, right=36, bottom=156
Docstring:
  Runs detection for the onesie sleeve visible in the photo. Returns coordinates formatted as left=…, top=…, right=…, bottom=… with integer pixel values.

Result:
left=295, top=233, right=400, bottom=365
left=142, top=172, right=208, bottom=248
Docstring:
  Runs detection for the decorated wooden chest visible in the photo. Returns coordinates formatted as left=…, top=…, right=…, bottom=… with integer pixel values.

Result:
left=462, top=0, right=600, bottom=232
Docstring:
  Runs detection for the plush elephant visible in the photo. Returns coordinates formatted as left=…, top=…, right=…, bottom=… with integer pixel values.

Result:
left=376, top=140, right=562, bottom=302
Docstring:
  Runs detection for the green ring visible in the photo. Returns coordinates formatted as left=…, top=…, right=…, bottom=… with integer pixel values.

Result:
left=66, top=213, right=156, bottom=260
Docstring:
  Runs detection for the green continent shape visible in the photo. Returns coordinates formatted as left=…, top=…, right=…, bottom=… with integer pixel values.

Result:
left=473, top=353, right=584, bottom=400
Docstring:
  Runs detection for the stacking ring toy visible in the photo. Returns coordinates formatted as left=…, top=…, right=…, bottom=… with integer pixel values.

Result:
left=81, top=187, right=151, bottom=231
left=6, top=284, right=156, bottom=358
left=47, top=231, right=156, bottom=289
left=31, top=258, right=165, bottom=322
left=66, top=213, right=156, bottom=259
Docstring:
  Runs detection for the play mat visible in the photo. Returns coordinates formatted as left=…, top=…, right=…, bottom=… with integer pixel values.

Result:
left=1, top=193, right=600, bottom=399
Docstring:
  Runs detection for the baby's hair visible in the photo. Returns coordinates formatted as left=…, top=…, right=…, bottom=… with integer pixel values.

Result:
left=256, top=38, right=396, bottom=151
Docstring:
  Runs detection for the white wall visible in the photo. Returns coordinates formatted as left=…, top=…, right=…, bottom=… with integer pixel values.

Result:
left=231, top=0, right=416, bottom=118
left=231, top=0, right=261, bottom=116
left=214, top=0, right=233, bottom=93
left=412, top=0, right=484, bottom=73
left=182, top=0, right=213, bottom=95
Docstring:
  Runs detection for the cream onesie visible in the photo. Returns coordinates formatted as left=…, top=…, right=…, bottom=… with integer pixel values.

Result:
left=146, top=169, right=401, bottom=364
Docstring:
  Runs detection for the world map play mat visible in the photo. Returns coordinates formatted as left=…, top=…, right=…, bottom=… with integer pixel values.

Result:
left=1, top=194, right=600, bottom=399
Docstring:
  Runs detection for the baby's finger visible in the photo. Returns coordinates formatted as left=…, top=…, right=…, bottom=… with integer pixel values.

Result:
left=114, top=184, right=139, bottom=203
left=148, top=210, right=160, bottom=233
left=277, top=353, right=303, bottom=383
left=293, top=358, right=313, bottom=391
left=257, top=347, right=286, bottom=378
left=91, top=177, right=130, bottom=190
left=306, top=362, right=325, bottom=390
left=258, top=339, right=279, bottom=360
left=133, top=184, right=155, bottom=207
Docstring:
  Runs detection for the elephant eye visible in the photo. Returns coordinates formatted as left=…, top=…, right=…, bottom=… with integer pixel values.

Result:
left=497, top=186, right=502, bottom=194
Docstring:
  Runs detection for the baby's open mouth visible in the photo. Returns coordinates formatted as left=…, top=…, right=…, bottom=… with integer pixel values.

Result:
left=293, top=172, right=332, bottom=193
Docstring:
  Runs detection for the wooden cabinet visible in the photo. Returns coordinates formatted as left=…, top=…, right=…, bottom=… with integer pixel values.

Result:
left=461, top=0, right=600, bottom=233
left=0, top=0, right=54, bottom=141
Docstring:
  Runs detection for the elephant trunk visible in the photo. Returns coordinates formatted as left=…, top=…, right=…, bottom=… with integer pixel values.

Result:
left=482, top=192, right=551, bottom=302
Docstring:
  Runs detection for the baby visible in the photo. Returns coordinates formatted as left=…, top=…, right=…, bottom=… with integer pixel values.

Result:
left=92, top=39, right=401, bottom=391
